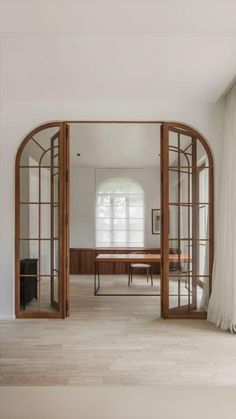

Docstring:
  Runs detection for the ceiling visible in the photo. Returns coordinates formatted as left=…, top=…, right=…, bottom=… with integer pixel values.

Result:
left=2, top=32, right=236, bottom=104
left=2, top=1, right=236, bottom=113
left=70, top=123, right=161, bottom=168
left=1, top=0, right=236, bottom=34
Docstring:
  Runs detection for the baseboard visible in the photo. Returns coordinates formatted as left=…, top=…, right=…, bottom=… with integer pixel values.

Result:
left=0, top=314, right=16, bottom=320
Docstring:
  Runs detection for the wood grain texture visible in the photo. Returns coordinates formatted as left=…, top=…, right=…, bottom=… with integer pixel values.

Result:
left=70, top=248, right=163, bottom=275
left=95, top=253, right=190, bottom=263
left=70, top=249, right=81, bottom=274
left=0, top=275, right=235, bottom=386
left=80, top=249, right=96, bottom=274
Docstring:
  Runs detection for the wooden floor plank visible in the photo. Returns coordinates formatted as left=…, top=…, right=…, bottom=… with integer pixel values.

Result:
left=0, top=275, right=236, bottom=386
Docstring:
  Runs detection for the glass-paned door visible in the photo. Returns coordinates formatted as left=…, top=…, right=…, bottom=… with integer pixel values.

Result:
left=160, top=123, right=213, bottom=318
left=16, top=122, right=70, bottom=318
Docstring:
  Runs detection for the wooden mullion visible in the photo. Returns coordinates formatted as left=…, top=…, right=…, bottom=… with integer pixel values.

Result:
left=161, top=123, right=169, bottom=318
left=209, top=164, right=214, bottom=295
left=60, top=123, right=70, bottom=318
left=191, top=138, right=199, bottom=309
left=50, top=135, right=55, bottom=306
left=19, top=238, right=59, bottom=241
left=20, top=165, right=60, bottom=169
left=32, top=136, right=46, bottom=152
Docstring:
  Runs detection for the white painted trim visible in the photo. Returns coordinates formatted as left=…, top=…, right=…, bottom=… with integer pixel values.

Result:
left=0, top=314, right=16, bottom=321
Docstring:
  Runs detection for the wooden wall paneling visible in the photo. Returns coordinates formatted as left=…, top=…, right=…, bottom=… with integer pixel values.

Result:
left=70, top=249, right=81, bottom=274
left=80, top=250, right=96, bottom=274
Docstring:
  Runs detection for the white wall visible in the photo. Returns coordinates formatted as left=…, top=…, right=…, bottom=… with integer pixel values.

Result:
left=70, top=167, right=160, bottom=249
left=70, top=168, right=96, bottom=248
left=0, top=33, right=225, bottom=319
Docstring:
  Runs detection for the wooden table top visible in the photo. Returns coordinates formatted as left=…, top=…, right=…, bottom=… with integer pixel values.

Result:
left=95, top=253, right=190, bottom=263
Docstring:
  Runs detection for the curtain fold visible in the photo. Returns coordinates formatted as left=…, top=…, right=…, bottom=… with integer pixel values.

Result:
left=208, top=84, right=236, bottom=332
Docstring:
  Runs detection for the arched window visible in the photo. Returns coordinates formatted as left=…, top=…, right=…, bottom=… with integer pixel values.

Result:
left=96, top=178, right=144, bottom=248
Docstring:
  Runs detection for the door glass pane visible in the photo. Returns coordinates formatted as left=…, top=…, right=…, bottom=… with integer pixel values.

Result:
left=53, top=206, right=59, bottom=238
left=20, top=204, right=39, bottom=239
left=53, top=171, right=59, bottom=203
left=52, top=276, right=59, bottom=307
left=20, top=168, right=39, bottom=202
left=41, top=168, right=51, bottom=202
left=20, top=239, right=39, bottom=262
left=38, top=278, right=58, bottom=312
left=41, top=205, right=51, bottom=238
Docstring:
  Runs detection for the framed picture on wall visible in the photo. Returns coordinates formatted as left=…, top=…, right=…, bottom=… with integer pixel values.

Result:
left=152, top=209, right=161, bottom=234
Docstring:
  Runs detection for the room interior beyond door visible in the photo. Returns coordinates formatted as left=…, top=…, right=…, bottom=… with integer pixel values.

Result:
left=161, top=122, right=214, bottom=319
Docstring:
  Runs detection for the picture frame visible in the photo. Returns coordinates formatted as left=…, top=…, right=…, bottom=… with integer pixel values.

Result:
left=152, top=209, right=161, bottom=234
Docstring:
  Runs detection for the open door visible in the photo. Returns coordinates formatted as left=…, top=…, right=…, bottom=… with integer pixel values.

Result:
left=16, top=122, right=70, bottom=318
left=62, top=123, right=70, bottom=318
left=160, top=122, right=213, bottom=319
left=48, top=123, right=70, bottom=317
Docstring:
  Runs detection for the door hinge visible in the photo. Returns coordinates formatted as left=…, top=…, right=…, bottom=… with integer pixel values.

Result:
left=65, top=170, right=69, bottom=182
left=65, top=257, right=68, bottom=268
left=65, top=214, right=68, bottom=225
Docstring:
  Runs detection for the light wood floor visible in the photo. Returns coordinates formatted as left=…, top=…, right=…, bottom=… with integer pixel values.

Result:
left=1, top=275, right=236, bottom=386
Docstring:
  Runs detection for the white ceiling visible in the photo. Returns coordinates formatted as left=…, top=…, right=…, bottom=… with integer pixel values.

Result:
left=1, top=0, right=236, bottom=34
left=70, top=123, right=161, bottom=168
left=2, top=0, right=236, bottom=119
left=2, top=32, right=236, bottom=104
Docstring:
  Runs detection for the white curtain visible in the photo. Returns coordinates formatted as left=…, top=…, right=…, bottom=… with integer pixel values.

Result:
left=96, top=177, right=144, bottom=248
left=208, top=84, right=236, bottom=332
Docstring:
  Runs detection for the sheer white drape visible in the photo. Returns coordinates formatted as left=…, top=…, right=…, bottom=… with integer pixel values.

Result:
left=96, top=178, right=144, bottom=248
left=208, top=84, right=236, bottom=332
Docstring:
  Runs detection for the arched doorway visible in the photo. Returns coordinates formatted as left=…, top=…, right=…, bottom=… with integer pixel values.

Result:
left=15, top=121, right=214, bottom=319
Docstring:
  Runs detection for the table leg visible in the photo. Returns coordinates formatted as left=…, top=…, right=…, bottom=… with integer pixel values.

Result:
left=94, top=261, right=97, bottom=295
left=98, top=263, right=100, bottom=288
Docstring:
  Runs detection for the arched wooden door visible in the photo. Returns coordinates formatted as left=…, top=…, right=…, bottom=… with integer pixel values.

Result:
left=15, top=122, right=70, bottom=318
left=160, top=122, right=214, bottom=318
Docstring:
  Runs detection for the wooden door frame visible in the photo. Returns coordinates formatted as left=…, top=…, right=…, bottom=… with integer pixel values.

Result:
left=15, top=120, right=214, bottom=319
left=15, top=122, right=69, bottom=318
left=160, top=121, right=214, bottom=319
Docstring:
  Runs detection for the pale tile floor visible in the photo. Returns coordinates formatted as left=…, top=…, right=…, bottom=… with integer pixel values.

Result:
left=0, top=275, right=236, bottom=386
